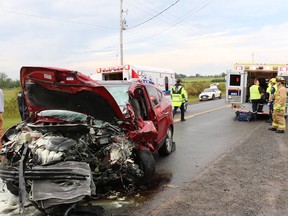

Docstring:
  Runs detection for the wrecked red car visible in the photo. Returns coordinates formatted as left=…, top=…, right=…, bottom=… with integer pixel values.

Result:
left=0, top=66, right=174, bottom=215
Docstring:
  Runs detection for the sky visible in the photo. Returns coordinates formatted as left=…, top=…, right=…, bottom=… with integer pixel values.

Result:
left=1, top=0, right=288, bottom=80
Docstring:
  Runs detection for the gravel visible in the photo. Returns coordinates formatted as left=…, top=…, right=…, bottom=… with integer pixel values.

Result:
left=149, top=121, right=288, bottom=216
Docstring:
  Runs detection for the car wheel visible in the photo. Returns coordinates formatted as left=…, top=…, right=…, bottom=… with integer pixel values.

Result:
left=212, top=94, right=215, bottom=100
left=6, top=182, right=19, bottom=196
left=158, top=126, right=174, bottom=156
left=0, top=157, right=20, bottom=196
left=133, top=149, right=155, bottom=185
left=219, top=93, right=222, bottom=99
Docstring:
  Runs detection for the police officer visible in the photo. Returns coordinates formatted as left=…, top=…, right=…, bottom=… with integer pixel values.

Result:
left=268, top=76, right=286, bottom=133
left=171, top=79, right=188, bottom=121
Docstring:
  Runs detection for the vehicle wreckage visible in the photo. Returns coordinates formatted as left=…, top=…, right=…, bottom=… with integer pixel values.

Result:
left=0, top=66, right=175, bottom=215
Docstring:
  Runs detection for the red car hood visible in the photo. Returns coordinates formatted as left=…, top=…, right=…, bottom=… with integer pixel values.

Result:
left=20, top=66, right=124, bottom=123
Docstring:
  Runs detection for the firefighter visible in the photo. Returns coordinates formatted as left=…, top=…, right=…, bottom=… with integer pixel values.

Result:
left=171, top=79, right=188, bottom=121
left=268, top=76, right=286, bottom=133
left=266, top=78, right=277, bottom=123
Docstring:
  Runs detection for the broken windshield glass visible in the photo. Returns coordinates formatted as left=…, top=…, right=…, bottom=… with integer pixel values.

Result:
left=104, top=86, right=129, bottom=107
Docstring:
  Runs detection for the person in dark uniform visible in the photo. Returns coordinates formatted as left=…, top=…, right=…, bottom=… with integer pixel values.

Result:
left=17, top=91, right=30, bottom=121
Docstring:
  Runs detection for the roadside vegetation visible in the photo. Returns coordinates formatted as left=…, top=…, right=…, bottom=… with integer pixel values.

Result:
left=181, top=77, right=226, bottom=103
left=3, top=88, right=21, bottom=131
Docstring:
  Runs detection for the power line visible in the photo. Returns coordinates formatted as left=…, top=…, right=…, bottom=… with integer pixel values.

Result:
left=127, top=0, right=181, bottom=30
left=0, top=8, right=115, bottom=29
left=123, top=0, right=239, bottom=54
left=126, top=0, right=216, bottom=43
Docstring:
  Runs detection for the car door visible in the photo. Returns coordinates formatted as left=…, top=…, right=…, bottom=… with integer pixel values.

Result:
left=145, top=85, right=171, bottom=144
left=214, top=89, right=219, bottom=97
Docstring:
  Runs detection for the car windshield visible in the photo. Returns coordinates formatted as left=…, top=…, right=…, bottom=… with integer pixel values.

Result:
left=203, top=88, right=214, bottom=92
left=103, top=85, right=130, bottom=107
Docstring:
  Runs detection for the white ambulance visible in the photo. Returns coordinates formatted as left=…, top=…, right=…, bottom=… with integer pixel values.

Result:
left=226, top=63, right=288, bottom=116
left=90, top=64, right=176, bottom=103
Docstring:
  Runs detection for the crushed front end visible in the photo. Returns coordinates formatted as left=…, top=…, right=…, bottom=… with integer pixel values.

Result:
left=0, top=110, right=145, bottom=215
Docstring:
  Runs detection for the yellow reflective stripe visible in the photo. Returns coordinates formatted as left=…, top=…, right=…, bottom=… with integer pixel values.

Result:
left=272, top=122, right=278, bottom=127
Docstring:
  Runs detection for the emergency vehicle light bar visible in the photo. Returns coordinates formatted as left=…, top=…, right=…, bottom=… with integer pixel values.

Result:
left=96, top=66, right=124, bottom=73
left=280, top=66, right=288, bottom=71
left=236, top=64, right=282, bottom=71
left=236, top=66, right=243, bottom=71
left=273, top=66, right=278, bottom=70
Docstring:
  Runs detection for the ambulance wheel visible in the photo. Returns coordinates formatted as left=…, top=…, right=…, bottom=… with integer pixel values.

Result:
left=219, top=93, right=222, bottom=99
left=212, top=94, right=215, bottom=100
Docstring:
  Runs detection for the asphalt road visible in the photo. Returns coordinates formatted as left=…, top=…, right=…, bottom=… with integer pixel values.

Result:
left=101, top=99, right=270, bottom=215
left=158, top=99, right=261, bottom=187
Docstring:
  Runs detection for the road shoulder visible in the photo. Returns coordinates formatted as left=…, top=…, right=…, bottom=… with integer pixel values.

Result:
left=150, top=121, right=288, bottom=216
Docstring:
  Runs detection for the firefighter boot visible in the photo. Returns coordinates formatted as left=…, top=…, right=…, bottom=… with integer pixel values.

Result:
left=268, top=127, right=277, bottom=131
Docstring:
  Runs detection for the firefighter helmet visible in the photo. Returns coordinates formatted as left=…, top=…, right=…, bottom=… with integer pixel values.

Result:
left=276, top=76, right=285, bottom=82
left=270, top=78, right=276, bottom=83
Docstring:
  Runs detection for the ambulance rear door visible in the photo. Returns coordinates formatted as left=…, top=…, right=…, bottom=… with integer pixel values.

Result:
left=226, top=70, right=247, bottom=104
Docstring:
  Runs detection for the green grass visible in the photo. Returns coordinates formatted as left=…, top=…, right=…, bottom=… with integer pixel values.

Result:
left=3, top=88, right=21, bottom=131
left=3, top=116, right=21, bottom=131
left=3, top=88, right=20, bottom=100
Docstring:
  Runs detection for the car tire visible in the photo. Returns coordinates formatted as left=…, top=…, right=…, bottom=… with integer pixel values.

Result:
left=219, top=93, right=222, bottom=99
left=133, top=149, right=155, bottom=185
left=0, top=157, right=20, bottom=196
left=6, top=182, right=19, bottom=196
left=158, top=126, right=174, bottom=156
left=212, top=94, right=215, bottom=100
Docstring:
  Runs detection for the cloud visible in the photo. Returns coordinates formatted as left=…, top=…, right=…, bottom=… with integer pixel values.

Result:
left=1, top=0, right=288, bottom=80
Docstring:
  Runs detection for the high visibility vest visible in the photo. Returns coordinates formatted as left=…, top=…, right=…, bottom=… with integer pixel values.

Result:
left=171, top=85, right=186, bottom=107
left=266, top=83, right=271, bottom=93
left=249, top=85, right=261, bottom=100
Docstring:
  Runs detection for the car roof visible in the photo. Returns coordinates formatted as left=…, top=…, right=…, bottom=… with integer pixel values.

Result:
left=96, top=80, right=132, bottom=87
left=98, top=79, right=158, bottom=89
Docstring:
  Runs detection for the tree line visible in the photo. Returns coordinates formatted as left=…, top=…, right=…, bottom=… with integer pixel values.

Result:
left=176, top=72, right=226, bottom=78
left=0, top=72, right=20, bottom=88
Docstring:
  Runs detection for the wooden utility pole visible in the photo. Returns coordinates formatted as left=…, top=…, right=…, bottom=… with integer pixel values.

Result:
left=120, top=0, right=124, bottom=65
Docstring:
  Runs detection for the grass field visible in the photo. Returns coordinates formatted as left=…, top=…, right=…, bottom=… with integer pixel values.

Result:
left=3, top=88, right=21, bottom=131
